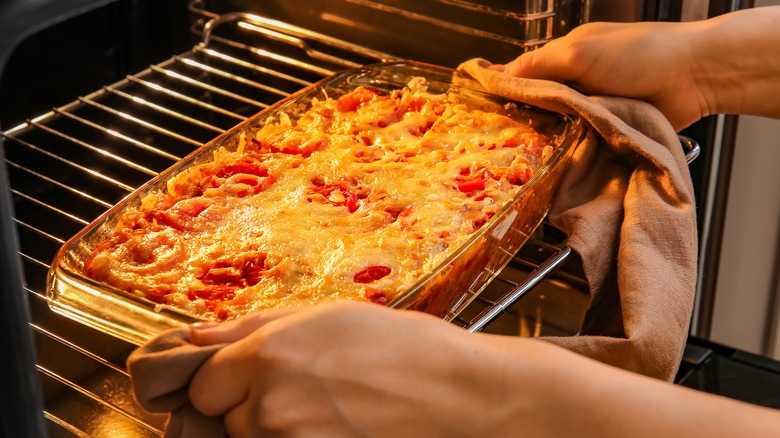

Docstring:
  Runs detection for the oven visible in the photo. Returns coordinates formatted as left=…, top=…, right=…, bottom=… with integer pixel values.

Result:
left=1, top=0, right=775, bottom=436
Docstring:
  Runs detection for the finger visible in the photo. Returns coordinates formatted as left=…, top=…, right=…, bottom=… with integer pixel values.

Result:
left=500, top=49, right=578, bottom=83
left=486, top=63, right=506, bottom=72
left=189, top=339, right=256, bottom=416
left=191, top=307, right=299, bottom=346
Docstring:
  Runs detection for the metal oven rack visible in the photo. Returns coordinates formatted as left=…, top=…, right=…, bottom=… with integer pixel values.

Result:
left=0, top=7, right=683, bottom=436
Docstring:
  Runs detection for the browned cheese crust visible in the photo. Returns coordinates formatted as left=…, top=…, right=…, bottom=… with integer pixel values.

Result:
left=84, top=84, right=553, bottom=320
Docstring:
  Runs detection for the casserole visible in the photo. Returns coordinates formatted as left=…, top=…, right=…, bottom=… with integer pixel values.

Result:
left=47, top=61, right=584, bottom=345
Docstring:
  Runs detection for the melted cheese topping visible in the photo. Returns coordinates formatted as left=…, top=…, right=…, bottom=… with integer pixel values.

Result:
left=84, top=85, right=553, bottom=320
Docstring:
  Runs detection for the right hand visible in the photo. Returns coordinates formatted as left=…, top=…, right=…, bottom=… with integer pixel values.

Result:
left=490, top=7, right=780, bottom=131
left=489, top=21, right=711, bottom=131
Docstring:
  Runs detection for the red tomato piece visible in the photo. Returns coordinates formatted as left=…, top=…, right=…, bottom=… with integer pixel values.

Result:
left=354, top=265, right=391, bottom=283
left=310, top=183, right=359, bottom=213
left=206, top=162, right=276, bottom=197
left=143, top=284, right=173, bottom=304
left=365, top=289, right=389, bottom=305
left=408, top=120, right=434, bottom=137
left=455, top=167, right=494, bottom=194
left=216, top=307, right=229, bottom=320
left=155, top=198, right=214, bottom=230
left=500, top=137, right=520, bottom=148
left=242, top=255, right=268, bottom=286
left=456, top=178, right=486, bottom=193
left=202, top=298, right=231, bottom=320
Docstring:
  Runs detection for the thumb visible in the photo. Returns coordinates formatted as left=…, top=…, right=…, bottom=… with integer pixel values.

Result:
left=495, top=47, right=578, bottom=83
left=190, top=307, right=299, bottom=346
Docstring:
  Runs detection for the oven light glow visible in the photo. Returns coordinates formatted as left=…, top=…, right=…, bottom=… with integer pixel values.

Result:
left=243, top=13, right=266, bottom=24
left=238, top=21, right=290, bottom=43
left=160, top=69, right=183, bottom=80
left=107, top=129, right=135, bottom=143
left=243, top=13, right=296, bottom=33
left=130, top=96, right=149, bottom=106
left=3, top=111, right=56, bottom=134
left=30, top=112, right=54, bottom=124
left=144, top=81, right=165, bottom=92
left=320, top=13, right=374, bottom=33
left=5, top=121, right=30, bottom=133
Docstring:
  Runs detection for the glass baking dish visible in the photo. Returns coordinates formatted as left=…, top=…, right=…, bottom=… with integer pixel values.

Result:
left=47, top=61, right=585, bottom=345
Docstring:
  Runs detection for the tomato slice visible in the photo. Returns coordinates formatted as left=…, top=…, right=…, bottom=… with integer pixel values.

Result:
left=143, top=284, right=173, bottom=304
left=365, top=289, right=389, bottom=305
left=309, top=183, right=359, bottom=213
left=199, top=254, right=268, bottom=289
left=154, top=198, right=214, bottom=230
left=242, top=255, right=267, bottom=286
left=354, top=265, right=391, bottom=283
left=456, top=179, right=486, bottom=193
left=455, top=167, right=494, bottom=195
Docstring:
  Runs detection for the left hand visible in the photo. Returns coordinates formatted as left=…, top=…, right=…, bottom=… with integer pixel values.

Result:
left=187, top=301, right=499, bottom=438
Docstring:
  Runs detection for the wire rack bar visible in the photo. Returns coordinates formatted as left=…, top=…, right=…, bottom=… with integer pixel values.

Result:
left=102, top=86, right=226, bottom=134
left=30, top=116, right=167, bottom=173
left=77, top=97, right=203, bottom=147
left=36, top=365, right=163, bottom=435
left=2, top=134, right=136, bottom=192
left=462, top=246, right=573, bottom=332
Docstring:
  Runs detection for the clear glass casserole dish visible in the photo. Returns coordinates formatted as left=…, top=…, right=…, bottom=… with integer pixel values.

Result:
left=47, top=61, right=585, bottom=345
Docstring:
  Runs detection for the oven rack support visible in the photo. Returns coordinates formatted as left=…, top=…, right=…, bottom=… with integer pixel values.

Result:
left=459, top=136, right=700, bottom=332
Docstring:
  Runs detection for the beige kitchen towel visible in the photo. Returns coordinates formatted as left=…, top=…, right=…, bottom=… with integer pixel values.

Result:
left=458, top=58, right=698, bottom=381
left=127, top=328, right=227, bottom=438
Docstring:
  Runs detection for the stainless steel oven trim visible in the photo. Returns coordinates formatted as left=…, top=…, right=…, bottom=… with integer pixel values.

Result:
left=189, top=0, right=557, bottom=50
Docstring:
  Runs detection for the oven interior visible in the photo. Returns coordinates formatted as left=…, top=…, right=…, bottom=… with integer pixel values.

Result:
left=1, top=0, right=776, bottom=436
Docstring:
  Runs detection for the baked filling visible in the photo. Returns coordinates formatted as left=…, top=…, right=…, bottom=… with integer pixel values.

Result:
left=84, top=82, right=554, bottom=320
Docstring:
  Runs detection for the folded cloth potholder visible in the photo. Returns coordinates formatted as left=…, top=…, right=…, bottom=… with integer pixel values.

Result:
left=127, top=328, right=227, bottom=438
left=458, top=58, right=698, bottom=381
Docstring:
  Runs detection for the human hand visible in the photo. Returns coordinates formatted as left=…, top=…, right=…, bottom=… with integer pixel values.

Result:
left=490, top=7, right=780, bottom=130
left=187, top=301, right=501, bottom=438
left=489, top=21, right=710, bottom=131
left=186, top=299, right=780, bottom=438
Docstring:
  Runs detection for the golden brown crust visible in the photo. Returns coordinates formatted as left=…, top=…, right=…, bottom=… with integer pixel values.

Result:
left=84, top=85, right=553, bottom=320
